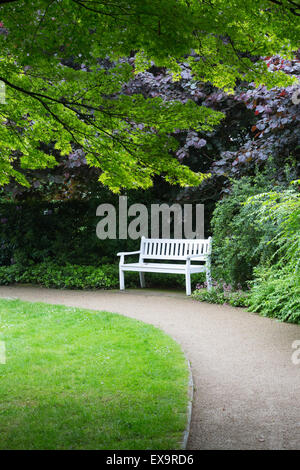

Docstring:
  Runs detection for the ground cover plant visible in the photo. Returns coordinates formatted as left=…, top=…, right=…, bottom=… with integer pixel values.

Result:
left=0, top=262, right=205, bottom=291
left=0, top=298, right=189, bottom=450
left=192, top=281, right=248, bottom=308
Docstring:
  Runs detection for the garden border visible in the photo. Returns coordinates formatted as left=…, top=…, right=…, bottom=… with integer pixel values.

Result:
left=181, top=359, right=194, bottom=450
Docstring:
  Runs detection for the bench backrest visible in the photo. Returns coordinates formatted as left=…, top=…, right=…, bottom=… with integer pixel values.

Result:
left=140, top=237, right=212, bottom=262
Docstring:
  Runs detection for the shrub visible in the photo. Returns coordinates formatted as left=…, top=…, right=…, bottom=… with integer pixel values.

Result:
left=210, top=173, right=293, bottom=287
left=246, top=185, right=300, bottom=324
left=207, top=180, right=300, bottom=323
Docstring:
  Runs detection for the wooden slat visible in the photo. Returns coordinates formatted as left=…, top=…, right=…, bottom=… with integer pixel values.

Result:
left=180, top=243, right=184, bottom=257
left=140, top=239, right=209, bottom=260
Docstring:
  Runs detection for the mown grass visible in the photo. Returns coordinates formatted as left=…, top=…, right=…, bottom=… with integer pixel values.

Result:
left=0, top=299, right=188, bottom=450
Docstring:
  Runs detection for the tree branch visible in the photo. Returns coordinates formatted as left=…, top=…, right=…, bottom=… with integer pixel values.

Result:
left=0, top=0, right=20, bottom=4
left=268, top=0, right=300, bottom=16
left=0, top=75, right=129, bottom=120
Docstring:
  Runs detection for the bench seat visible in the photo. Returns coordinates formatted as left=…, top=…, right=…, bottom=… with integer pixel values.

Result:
left=117, top=237, right=212, bottom=296
left=120, top=262, right=206, bottom=274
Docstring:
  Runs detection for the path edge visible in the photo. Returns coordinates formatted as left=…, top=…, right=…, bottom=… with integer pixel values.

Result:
left=181, top=359, right=194, bottom=450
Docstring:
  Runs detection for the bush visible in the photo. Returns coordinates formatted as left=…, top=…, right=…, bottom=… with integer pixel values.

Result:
left=246, top=186, right=300, bottom=324
left=199, top=177, right=300, bottom=324
left=210, top=173, right=292, bottom=287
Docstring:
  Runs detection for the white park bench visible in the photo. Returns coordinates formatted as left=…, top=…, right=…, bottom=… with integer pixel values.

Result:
left=117, top=237, right=212, bottom=296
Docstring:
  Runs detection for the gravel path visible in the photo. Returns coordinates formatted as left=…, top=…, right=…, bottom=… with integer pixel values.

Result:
left=0, top=286, right=299, bottom=450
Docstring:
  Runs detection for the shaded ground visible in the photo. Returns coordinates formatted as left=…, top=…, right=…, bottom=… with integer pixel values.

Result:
left=0, top=286, right=299, bottom=450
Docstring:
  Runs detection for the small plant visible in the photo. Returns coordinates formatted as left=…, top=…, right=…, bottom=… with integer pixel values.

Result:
left=192, top=280, right=248, bottom=307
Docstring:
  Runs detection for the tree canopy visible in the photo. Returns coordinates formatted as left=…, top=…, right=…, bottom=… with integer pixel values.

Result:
left=0, top=0, right=299, bottom=190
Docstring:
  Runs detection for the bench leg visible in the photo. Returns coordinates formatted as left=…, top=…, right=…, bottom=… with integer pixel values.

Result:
left=139, top=272, right=145, bottom=288
left=206, top=260, right=212, bottom=291
left=119, top=268, right=125, bottom=290
left=185, top=272, right=191, bottom=296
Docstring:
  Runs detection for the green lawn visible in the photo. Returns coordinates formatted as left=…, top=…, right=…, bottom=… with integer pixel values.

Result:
left=0, top=299, right=189, bottom=450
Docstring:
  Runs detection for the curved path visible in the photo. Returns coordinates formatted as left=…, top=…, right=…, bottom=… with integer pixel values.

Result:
left=0, top=286, right=299, bottom=450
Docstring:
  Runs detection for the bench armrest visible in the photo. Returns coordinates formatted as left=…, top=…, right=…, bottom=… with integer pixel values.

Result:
left=117, top=251, right=141, bottom=256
